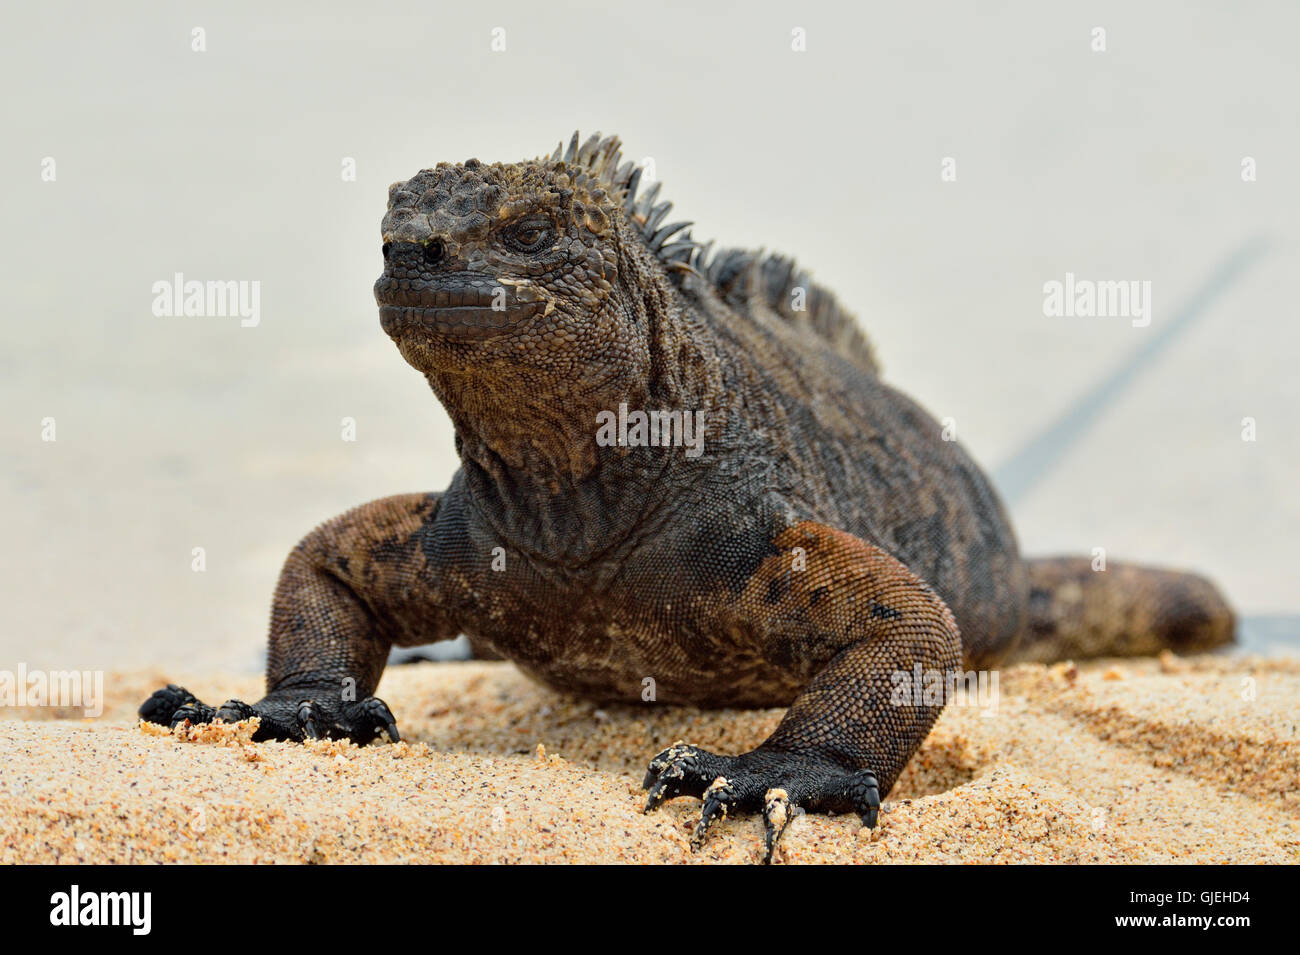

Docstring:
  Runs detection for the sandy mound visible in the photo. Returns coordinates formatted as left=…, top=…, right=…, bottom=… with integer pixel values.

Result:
left=2, top=655, right=1296, bottom=863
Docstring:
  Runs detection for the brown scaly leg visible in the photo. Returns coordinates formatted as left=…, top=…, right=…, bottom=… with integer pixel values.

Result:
left=642, top=522, right=963, bottom=862
left=139, top=492, right=456, bottom=743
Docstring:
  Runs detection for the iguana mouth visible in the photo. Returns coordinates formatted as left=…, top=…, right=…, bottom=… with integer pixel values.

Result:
left=378, top=303, right=544, bottom=342
left=375, top=274, right=544, bottom=342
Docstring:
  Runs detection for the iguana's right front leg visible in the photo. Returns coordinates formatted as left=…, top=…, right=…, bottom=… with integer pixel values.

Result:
left=642, top=521, right=963, bottom=862
left=140, top=492, right=457, bottom=743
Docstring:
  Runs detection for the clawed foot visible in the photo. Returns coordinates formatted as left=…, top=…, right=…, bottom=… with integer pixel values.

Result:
left=642, top=742, right=880, bottom=863
left=138, top=683, right=400, bottom=744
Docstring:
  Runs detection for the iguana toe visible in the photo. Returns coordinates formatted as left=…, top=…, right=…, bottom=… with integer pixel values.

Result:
left=169, top=700, right=216, bottom=729
left=691, top=776, right=739, bottom=850
left=215, top=699, right=257, bottom=723
left=138, top=683, right=199, bottom=724
left=339, top=696, right=402, bottom=744
left=641, top=742, right=730, bottom=812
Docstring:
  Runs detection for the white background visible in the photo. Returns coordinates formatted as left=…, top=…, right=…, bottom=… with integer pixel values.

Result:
left=3, top=1, right=1296, bottom=670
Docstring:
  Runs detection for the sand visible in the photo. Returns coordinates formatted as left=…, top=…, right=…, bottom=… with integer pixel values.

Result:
left=2, top=654, right=1297, bottom=864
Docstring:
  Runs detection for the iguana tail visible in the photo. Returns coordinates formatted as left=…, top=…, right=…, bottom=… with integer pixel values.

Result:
left=1009, top=557, right=1235, bottom=663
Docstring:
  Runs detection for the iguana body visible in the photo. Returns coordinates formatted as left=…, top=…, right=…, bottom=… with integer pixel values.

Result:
left=142, top=133, right=1234, bottom=862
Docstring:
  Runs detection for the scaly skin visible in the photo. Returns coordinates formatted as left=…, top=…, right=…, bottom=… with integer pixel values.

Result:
left=141, top=132, right=1235, bottom=863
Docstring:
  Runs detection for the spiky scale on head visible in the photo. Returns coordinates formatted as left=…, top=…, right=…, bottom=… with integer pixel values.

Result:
left=544, top=132, right=877, bottom=371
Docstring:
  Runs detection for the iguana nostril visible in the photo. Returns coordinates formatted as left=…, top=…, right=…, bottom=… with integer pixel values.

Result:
left=382, top=242, right=392, bottom=260
left=423, top=239, right=446, bottom=265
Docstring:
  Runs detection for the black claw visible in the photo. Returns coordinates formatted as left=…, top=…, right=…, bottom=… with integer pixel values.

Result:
left=691, top=777, right=738, bottom=850
left=362, top=699, right=397, bottom=739
left=762, top=788, right=794, bottom=864
left=643, top=764, right=685, bottom=813
left=344, top=696, right=400, bottom=744
left=169, top=701, right=216, bottom=729
left=216, top=699, right=257, bottom=723
left=296, top=700, right=323, bottom=739
left=642, top=746, right=709, bottom=812
left=642, top=742, right=689, bottom=790
left=851, top=769, right=881, bottom=828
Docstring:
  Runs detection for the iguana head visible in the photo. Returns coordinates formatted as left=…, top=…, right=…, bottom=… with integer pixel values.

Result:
left=373, top=133, right=716, bottom=480
left=374, top=132, right=694, bottom=386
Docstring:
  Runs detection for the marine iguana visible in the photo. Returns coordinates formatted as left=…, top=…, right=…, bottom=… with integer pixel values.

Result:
left=141, top=132, right=1234, bottom=862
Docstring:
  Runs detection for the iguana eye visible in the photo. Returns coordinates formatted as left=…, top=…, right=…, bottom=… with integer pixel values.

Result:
left=503, top=217, right=555, bottom=254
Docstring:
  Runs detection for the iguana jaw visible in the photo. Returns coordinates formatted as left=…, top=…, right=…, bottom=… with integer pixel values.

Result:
left=375, top=273, right=546, bottom=345
left=378, top=303, right=544, bottom=343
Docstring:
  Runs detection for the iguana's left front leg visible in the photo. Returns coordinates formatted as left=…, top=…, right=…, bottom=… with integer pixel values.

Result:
left=140, top=492, right=458, bottom=742
left=642, top=522, right=962, bottom=862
